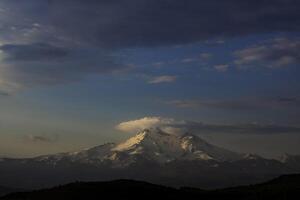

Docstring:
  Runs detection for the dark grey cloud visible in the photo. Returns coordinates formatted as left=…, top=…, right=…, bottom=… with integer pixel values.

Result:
left=0, top=43, right=128, bottom=92
left=0, top=43, right=69, bottom=61
left=25, top=134, right=58, bottom=143
left=182, top=122, right=300, bottom=135
left=117, top=116, right=300, bottom=135
left=234, top=38, right=300, bottom=68
left=167, top=96, right=300, bottom=110
left=0, top=91, right=10, bottom=96
left=277, top=97, right=300, bottom=104
left=0, top=0, right=299, bottom=48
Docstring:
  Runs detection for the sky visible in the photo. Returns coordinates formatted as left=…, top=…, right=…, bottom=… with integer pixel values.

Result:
left=0, top=0, right=299, bottom=158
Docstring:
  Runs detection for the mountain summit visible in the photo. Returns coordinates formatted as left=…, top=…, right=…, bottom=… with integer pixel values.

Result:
left=111, top=128, right=242, bottom=163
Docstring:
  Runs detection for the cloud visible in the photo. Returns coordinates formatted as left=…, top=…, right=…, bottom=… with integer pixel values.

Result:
left=214, top=64, right=229, bottom=72
left=25, top=134, right=58, bottom=143
left=167, top=97, right=300, bottom=110
left=0, top=1, right=298, bottom=92
left=180, top=58, right=198, bottom=64
left=116, top=116, right=300, bottom=135
left=234, top=38, right=300, bottom=68
left=0, top=43, right=128, bottom=93
left=0, top=91, right=10, bottom=96
left=0, top=43, right=69, bottom=61
left=151, top=52, right=213, bottom=68
left=116, top=117, right=184, bottom=133
left=199, top=53, right=213, bottom=60
left=181, top=53, right=212, bottom=63
left=148, top=75, right=177, bottom=84
left=1, top=0, right=299, bottom=48
left=189, top=123, right=300, bottom=135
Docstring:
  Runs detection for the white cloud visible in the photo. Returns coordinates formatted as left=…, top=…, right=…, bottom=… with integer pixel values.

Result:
left=234, top=38, right=300, bottom=68
left=214, top=64, right=229, bottom=72
left=148, top=75, right=177, bottom=84
left=116, top=117, right=185, bottom=134
left=199, top=53, right=213, bottom=60
left=180, top=53, right=212, bottom=64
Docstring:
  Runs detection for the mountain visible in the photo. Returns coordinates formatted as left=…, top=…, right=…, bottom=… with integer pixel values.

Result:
left=1, top=174, right=300, bottom=200
left=0, top=128, right=299, bottom=189
left=30, top=129, right=242, bottom=167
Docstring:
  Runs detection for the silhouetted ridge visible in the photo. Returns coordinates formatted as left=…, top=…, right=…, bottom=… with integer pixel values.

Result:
left=262, top=174, right=300, bottom=186
left=2, top=175, right=300, bottom=200
left=1, top=180, right=184, bottom=200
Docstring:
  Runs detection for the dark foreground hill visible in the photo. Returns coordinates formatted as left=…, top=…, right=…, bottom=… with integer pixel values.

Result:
left=1, top=174, right=300, bottom=200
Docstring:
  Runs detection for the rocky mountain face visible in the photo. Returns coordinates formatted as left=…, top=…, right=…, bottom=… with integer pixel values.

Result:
left=0, top=129, right=299, bottom=189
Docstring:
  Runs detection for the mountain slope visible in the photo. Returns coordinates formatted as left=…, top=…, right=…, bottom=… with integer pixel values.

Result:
left=2, top=175, right=300, bottom=200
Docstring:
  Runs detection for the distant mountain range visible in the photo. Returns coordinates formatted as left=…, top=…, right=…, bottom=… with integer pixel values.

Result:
left=1, top=174, right=300, bottom=200
left=0, top=128, right=300, bottom=189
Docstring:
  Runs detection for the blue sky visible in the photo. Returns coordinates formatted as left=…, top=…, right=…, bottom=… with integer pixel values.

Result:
left=0, top=0, right=299, bottom=157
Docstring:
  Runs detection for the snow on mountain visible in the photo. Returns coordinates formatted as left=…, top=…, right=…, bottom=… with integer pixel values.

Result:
left=277, top=153, right=300, bottom=170
left=278, top=153, right=300, bottom=163
left=242, top=153, right=265, bottom=160
left=180, top=133, right=242, bottom=161
left=34, top=143, right=116, bottom=165
left=112, top=129, right=185, bottom=163
left=31, top=128, right=243, bottom=167
left=111, top=128, right=242, bottom=162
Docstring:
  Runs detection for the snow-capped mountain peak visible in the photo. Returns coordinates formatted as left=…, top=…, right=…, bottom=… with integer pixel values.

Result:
left=111, top=129, right=185, bottom=163
left=109, top=128, right=242, bottom=163
left=180, top=132, right=242, bottom=161
left=278, top=153, right=300, bottom=164
left=29, top=128, right=244, bottom=167
left=242, top=153, right=263, bottom=160
left=112, top=130, right=149, bottom=152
